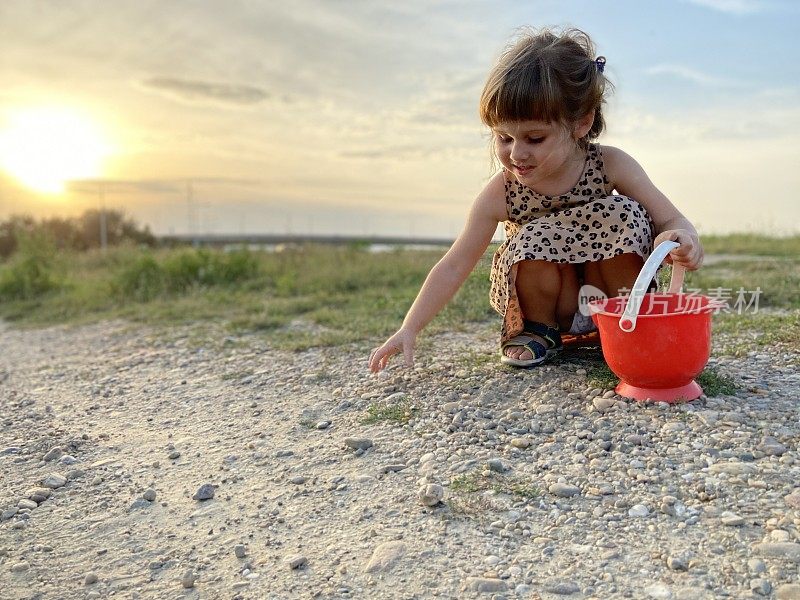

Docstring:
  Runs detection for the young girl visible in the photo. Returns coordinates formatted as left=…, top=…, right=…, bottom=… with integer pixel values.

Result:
left=368, top=27, right=703, bottom=372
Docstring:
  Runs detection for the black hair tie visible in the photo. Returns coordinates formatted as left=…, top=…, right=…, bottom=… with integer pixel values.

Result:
left=595, top=56, right=606, bottom=73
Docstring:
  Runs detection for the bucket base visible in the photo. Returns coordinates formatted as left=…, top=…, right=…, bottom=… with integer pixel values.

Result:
left=615, top=380, right=703, bottom=403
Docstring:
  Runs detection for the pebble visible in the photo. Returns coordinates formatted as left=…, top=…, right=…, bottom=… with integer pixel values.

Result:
left=776, top=584, right=800, bottom=600
left=344, top=437, right=373, bottom=451
left=486, top=458, right=507, bottom=473
left=234, top=544, right=247, bottom=558
left=510, top=438, right=530, bottom=449
left=27, top=488, right=51, bottom=504
left=142, top=488, right=157, bottom=502
left=181, top=570, right=196, bottom=588
left=628, top=504, right=650, bottom=518
left=548, top=483, right=580, bottom=498
left=592, top=397, right=615, bottom=412
left=464, top=577, right=507, bottom=593
left=43, top=447, right=63, bottom=462
left=41, top=474, right=67, bottom=489
left=753, top=542, right=800, bottom=561
left=364, top=541, right=406, bottom=573
left=285, top=554, right=307, bottom=569
left=666, top=555, right=688, bottom=571
left=751, top=579, right=772, bottom=596
left=418, top=483, right=444, bottom=507
left=192, top=484, right=216, bottom=501
left=289, top=475, right=306, bottom=484
left=84, top=572, right=98, bottom=585
left=543, top=580, right=581, bottom=594
left=720, top=512, right=744, bottom=526
left=11, top=562, right=30, bottom=573
left=784, top=490, right=800, bottom=509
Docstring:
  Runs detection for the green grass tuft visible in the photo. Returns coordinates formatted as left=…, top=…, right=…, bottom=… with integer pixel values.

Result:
left=361, top=400, right=417, bottom=425
left=696, top=366, right=738, bottom=397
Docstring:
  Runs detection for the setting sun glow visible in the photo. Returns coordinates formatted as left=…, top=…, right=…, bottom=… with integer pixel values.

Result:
left=0, top=107, right=111, bottom=194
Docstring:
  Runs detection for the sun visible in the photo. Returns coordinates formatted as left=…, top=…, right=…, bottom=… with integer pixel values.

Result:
left=0, top=106, right=112, bottom=194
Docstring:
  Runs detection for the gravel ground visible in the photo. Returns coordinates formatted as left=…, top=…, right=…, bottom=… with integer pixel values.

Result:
left=0, top=318, right=798, bottom=600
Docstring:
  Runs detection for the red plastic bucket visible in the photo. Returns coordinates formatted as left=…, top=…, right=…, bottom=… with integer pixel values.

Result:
left=589, top=293, right=718, bottom=402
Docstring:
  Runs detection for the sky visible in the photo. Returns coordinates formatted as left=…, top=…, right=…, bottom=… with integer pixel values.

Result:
left=0, top=0, right=798, bottom=239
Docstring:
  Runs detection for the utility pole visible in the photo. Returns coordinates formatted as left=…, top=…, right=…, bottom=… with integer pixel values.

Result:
left=99, top=181, right=107, bottom=252
left=186, top=180, right=197, bottom=246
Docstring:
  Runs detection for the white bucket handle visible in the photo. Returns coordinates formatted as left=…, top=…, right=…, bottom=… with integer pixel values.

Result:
left=618, top=241, right=685, bottom=332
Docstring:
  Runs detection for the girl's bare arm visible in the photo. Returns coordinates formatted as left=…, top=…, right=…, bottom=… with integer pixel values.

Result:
left=604, top=146, right=704, bottom=270
left=368, top=171, right=507, bottom=372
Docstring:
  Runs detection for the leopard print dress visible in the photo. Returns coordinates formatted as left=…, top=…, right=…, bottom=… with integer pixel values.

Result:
left=489, top=143, right=655, bottom=343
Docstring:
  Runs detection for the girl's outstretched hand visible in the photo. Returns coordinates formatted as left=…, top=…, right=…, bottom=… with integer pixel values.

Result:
left=369, top=328, right=416, bottom=373
left=654, top=229, right=703, bottom=270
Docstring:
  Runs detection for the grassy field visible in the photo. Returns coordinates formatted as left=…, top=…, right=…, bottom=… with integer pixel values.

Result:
left=0, top=233, right=797, bottom=359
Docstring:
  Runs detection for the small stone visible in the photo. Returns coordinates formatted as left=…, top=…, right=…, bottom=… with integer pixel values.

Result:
left=129, top=498, right=151, bottom=510
left=510, top=438, right=531, bottom=449
left=486, top=459, right=507, bottom=473
left=776, top=584, right=800, bottom=599
left=181, top=570, right=196, bottom=588
left=759, top=436, right=787, bottom=456
left=784, top=490, right=800, bottom=509
left=592, top=397, right=615, bottom=412
left=548, top=483, right=580, bottom=498
left=419, top=484, right=444, bottom=507
left=289, top=475, right=306, bottom=485
left=666, top=555, right=688, bottom=571
left=59, top=455, right=78, bottom=465
left=192, top=483, right=216, bottom=501
left=285, top=554, right=307, bottom=569
left=234, top=544, right=247, bottom=559
left=17, top=499, right=37, bottom=510
left=381, top=464, right=407, bottom=474
left=344, top=438, right=373, bottom=451
left=628, top=504, right=650, bottom=518
left=90, top=476, right=102, bottom=486
left=65, top=469, right=84, bottom=480
left=168, top=451, right=181, bottom=460
left=316, top=421, right=331, bottom=430
left=543, top=580, right=581, bottom=594
left=464, top=577, right=507, bottom=593
left=747, top=558, right=766, bottom=574
left=41, top=474, right=67, bottom=489
left=142, top=488, right=157, bottom=502
left=753, top=543, right=800, bottom=561
left=27, top=488, right=52, bottom=503
left=11, top=561, right=30, bottom=573
left=364, top=541, right=406, bottom=573
left=85, top=572, right=98, bottom=585
left=751, top=578, right=772, bottom=596
left=2, top=508, right=19, bottom=521
left=720, top=512, right=744, bottom=526
left=43, top=447, right=63, bottom=462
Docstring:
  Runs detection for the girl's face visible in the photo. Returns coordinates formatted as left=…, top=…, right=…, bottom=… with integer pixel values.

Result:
left=493, top=119, right=583, bottom=189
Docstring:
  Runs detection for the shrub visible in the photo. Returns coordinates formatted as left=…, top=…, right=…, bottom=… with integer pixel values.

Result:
left=0, top=229, right=61, bottom=299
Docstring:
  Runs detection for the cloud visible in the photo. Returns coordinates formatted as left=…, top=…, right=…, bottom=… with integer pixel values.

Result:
left=682, top=0, right=764, bottom=14
left=139, top=77, right=270, bottom=106
left=644, top=64, right=740, bottom=87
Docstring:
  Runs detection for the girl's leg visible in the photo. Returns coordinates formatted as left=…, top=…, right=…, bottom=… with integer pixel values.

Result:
left=584, top=253, right=644, bottom=297
left=507, top=260, right=579, bottom=360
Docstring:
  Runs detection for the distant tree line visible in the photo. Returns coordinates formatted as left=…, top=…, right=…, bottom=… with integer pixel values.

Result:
left=0, top=210, right=156, bottom=259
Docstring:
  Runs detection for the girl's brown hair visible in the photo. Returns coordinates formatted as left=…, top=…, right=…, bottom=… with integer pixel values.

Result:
left=479, top=27, right=611, bottom=148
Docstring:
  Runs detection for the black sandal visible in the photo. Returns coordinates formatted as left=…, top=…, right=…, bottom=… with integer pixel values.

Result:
left=500, top=320, right=562, bottom=367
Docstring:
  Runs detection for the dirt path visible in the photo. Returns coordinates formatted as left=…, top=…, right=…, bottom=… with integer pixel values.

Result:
left=1, top=320, right=798, bottom=599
